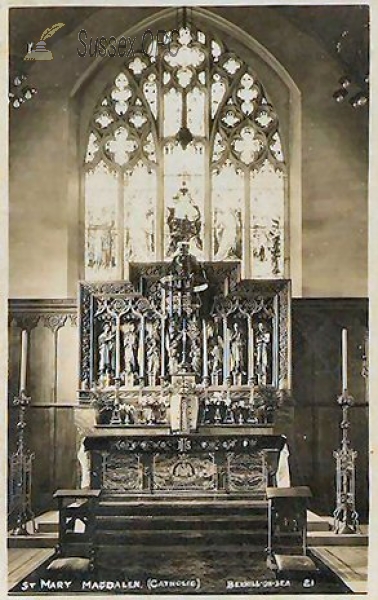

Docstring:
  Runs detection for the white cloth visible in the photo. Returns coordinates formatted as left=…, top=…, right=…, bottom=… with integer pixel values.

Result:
left=276, top=443, right=291, bottom=488
left=77, top=440, right=91, bottom=489
left=170, top=394, right=182, bottom=432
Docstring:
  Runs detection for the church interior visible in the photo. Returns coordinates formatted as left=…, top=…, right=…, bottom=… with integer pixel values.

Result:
left=7, top=4, right=370, bottom=595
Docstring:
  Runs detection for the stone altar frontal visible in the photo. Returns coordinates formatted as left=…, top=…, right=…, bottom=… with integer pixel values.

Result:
left=84, top=431, right=286, bottom=496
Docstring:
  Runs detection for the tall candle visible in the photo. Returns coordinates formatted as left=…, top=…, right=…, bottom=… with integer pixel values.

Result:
left=115, top=321, right=121, bottom=380
left=202, top=320, right=208, bottom=378
left=342, top=328, right=348, bottom=391
left=19, top=330, right=28, bottom=394
left=248, top=320, right=254, bottom=383
left=161, top=318, right=165, bottom=378
left=223, top=318, right=228, bottom=381
left=139, top=318, right=145, bottom=379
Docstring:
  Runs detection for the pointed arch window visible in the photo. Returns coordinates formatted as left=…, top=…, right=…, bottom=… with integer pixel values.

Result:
left=84, top=25, right=287, bottom=280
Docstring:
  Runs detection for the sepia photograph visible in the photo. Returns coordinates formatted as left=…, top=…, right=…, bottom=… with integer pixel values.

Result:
left=6, top=2, right=370, bottom=596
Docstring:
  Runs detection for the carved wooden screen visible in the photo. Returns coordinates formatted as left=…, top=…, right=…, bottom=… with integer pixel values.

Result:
left=84, top=25, right=287, bottom=281
left=78, top=275, right=290, bottom=404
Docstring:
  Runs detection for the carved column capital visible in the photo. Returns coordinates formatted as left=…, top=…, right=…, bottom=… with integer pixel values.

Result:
left=69, top=313, right=78, bottom=327
left=9, top=314, right=40, bottom=332
left=42, top=314, right=68, bottom=334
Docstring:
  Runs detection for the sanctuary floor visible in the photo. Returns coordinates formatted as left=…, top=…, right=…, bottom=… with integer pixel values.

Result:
left=8, top=508, right=368, bottom=595
left=8, top=543, right=367, bottom=595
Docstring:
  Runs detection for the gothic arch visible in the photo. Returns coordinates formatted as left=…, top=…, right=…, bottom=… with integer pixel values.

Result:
left=69, top=8, right=302, bottom=293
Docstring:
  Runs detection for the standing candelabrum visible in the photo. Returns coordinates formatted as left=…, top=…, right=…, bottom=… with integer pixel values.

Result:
left=333, top=329, right=360, bottom=534
left=10, top=331, right=36, bottom=536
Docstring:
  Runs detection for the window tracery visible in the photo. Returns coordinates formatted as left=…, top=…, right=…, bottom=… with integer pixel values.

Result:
left=84, top=24, right=287, bottom=280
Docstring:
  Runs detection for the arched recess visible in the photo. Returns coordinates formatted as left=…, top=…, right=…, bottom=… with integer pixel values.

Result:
left=67, top=7, right=302, bottom=295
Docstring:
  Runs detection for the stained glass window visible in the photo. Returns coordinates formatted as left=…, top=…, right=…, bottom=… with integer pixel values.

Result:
left=84, top=24, right=287, bottom=280
left=85, top=162, right=118, bottom=280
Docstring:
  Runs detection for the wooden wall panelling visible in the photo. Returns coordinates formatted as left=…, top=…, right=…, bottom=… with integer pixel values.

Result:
left=56, top=319, right=78, bottom=402
left=8, top=300, right=78, bottom=515
left=24, top=407, right=78, bottom=515
left=54, top=407, right=78, bottom=490
left=29, top=321, right=55, bottom=403
left=316, top=406, right=342, bottom=514
left=348, top=405, right=369, bottom=520
left=26, top=407, right=54, bottom=515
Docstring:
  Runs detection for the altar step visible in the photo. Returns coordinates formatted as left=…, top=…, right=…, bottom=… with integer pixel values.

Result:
left=95, top=497, right=268, bottom=550
left=7, top=508, right=369, bottom=548
left=98, top=497, right=267, bottom=517
left=97, top=515, right=267, bottom=531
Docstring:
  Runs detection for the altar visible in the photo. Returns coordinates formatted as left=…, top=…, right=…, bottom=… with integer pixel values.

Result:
left=84, top=430, right=288, bottom=496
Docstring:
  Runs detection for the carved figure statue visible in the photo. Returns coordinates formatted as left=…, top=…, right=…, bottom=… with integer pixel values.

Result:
left=190, top=338, right=201, bottom=374
left=167, top=182, right=203, bottom=256
left=230, top=322, right=244, bottom=377
left=98, top=323, right=115, bottom=377
left=146, top=334, right=160, bottom=386
left=256, top=322, right=271, bottom=385
left=210, top=337, right=223, bottom=385
left=123, top=323, right=137, bottom=383
left=168, top=336, right=180, bottom=376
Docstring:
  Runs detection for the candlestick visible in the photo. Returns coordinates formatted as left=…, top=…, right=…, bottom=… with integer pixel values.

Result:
left=19, top=330, right=28, bottom=394
left=342, top=328, right=348, bottom=391
left=11, top=390, right=35, bottom=536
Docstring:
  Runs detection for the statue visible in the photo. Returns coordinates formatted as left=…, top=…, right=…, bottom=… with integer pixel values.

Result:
left=210, top=337, right=223, bottom=386
left=146, top=334, right=160, bottom=386
left=190, top=338, right=201, bottom=374
left=165, top=241, right=208, bottom=294
left=98, top=322, right=115, bottom=383
left=230, top=322, right=244, bottom=385
left=167, top=336, right=180, bottom=376
left=123, top=322, right=137, bottom=385
left=256, top=322, right=270, bottom=385
left=167, top=183, right=203, bottom=256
